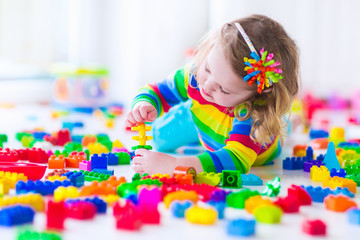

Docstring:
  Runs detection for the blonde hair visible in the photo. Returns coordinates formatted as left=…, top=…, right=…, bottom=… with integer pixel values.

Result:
left=191, top=14, right=299, bottom=146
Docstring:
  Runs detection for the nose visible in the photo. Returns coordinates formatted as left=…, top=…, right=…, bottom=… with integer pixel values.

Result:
left=204, top=79, right=216, bottom=93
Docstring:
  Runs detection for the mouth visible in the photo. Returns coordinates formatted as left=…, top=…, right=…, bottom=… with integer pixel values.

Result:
left=201, top=88, right=212, bottom=98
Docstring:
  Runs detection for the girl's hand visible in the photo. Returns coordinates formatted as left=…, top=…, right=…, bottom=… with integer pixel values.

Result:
left=125, top=102, right=158, bottom=127
left=131, top=149, right=177, bottom=175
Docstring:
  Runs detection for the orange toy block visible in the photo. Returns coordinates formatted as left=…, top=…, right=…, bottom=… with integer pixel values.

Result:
left=322, top=176, right=357, bottom=193
left=48, top=155, right=65, bottom=169
left=101, top=175, right=127, bottom=188
left=80, top=181, right=116, bottom=196
left=245, top=195, right=274, bottom=214
left=82, top=135, right=97, bottom=147
left=310, top=166, right=330, bottom=182
left=65, top=153, right=86, bottom=168
left=309, top=138, right=329, bottom=150
left=293, top=145, right=307, bottom=157
left=174, top=174, right=193, bottom=185
left=324, top=195, right=357, bottom=212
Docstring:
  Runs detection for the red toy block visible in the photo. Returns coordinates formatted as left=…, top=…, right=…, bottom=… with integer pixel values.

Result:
left=66, top=201, right=97, bottom=220
left=48, top=155, right=65, bottom=169
left=114, top=200, right=142, bottom=230
left=302, top=219, right=326, bottom=236
left=288, top=185, right=312, bottom=206
left=139, top=205, right=160, bottom=224
left=29, top=148, right=49, bottom=163
left=46, top=200, right=66, bottom=231
left=274, top=195, right=301, bottom=213
left=13, top=148, right=30, bottom=160
left=0, top=149, right=19, bottom=162
left=44, top=129, right=71, bottom=146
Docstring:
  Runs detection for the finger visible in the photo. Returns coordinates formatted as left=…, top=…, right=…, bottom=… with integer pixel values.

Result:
left=139, top=105, right=149, bottom=119
left=132, top=157, right=144, bottom=165
left=131, top=165, right=145, bottom=173
left=147, top=108, right=157, bottom=121
left=132, top=109, right=145, bottom=123
left=126, top=112, right=137, bottom=125
left=135, top=148, right=149, bottom=156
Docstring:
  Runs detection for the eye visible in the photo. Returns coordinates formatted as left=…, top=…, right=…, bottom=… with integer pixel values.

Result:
left=205, top=64, right=211, bottom=73
left=220, top=86, right=230, bottom=95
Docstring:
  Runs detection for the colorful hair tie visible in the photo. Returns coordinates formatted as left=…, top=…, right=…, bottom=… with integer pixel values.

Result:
left=234, top=23, right=283, bottom=94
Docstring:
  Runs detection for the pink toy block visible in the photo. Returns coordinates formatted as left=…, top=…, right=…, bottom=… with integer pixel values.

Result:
left=79, top=160, right=91, bottom=171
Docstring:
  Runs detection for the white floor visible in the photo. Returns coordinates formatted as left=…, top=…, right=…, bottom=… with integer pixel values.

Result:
left=0, top=104, right=360, bottom=240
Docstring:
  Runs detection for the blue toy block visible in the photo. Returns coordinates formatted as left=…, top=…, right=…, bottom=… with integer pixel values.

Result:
left=16, top=180, right=72, bottom=196
left=323, top=142, right=341, bottom=170
left=62, top=121, right=84, bottom=132
left=301, top=185, right=333, bottom=203
left=241, top=174, right=263, bottom=186
left=107, top=153, right=119, bottom=165
left=0, top=205, right=35, bottom=226
left=227, top=218, right=256, bottom=237
left=91, top=153, right=108, bottom=170
left=93, top=168, right=114, bottom=175
left=62, top=171, right=85, bottom=187
left=209, top=190, right=230, bottom=202
left=124, top=194, right=138, bottom=205
left=309, top=129, right=329, bottom=139
left=85, top=197, right=107, bottom=214
left=170, top=200, right=192, bottom=218
left=330, top=168, right=346, bottom=178
left=71, top=135, right=84, bottom=143
left=305, top=146, right=314, bottom=161
left=338, top=142, right=359, bottom=148
left=207, top=200, right=226, bottom=219
left=348, top=208, right=360, bottom=225
left=130, top=151, right=135, bottom=160
left=283, top=156, right=306, bottom=170
left=332, top=187, right=355, bottom=198
left=317, top=154, right=325, bottom=161
left=32, top=131, right=49, bottom=140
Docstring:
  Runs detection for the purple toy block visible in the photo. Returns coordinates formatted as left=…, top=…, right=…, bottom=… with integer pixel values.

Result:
left=303, top=160, right=324, bottom=172
left=79, top=160, right=91, bottom=171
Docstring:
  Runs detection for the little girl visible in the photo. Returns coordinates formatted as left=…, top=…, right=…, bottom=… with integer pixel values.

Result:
left=126, top=14, right=299, bottom=175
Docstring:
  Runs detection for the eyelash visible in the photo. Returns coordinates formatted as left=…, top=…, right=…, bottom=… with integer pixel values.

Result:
left=220, top=87, right=230, bottom=95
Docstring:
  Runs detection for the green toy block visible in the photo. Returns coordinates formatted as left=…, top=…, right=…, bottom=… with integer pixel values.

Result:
left=84, top=149, right=90, bottom=160
left=226, top=189, right=260, bottom=209
left=131, top=145, right=152, bottom=150
left=79, top=170, right=110, bottom=182
left=64, top=142, right=83, bottom=153
left=21, top=135, right=35, bottom=148
left=17, top=229, right=62, bottom=240
left=131, top=172, right=148, bottom=182
left=222, top=170, right=242, bottom=188
left=116, top=152, right=131, bottom=165
left=261, top=176, right=281, bottom=197
left=253, top=205, right=283, bottom=224
left=117, top=182, right=139, bottom=197
left=16, top=132, right=32, bottom=141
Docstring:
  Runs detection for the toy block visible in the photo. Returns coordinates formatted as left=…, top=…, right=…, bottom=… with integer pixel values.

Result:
left=170, top=200, right=193, bottom=218
left=207, top=200, right=226, bottom=219
left=185, top=205, right=217, bottom=225
left=303, top=159, right=324, bottom=172
left=0, top=205, right=35, bottom=226
left=241, top=174, right=263, bottom=186
left=346, top=173, right=360, bottom=186
left=116, top=151, right=131, bottom=165
left=0, top=171, right=28, bottom=188
left=330, top=168, right=346, bottom=178
left=274, top=195, right=300, bottom=213
left=62, top=171, right=85, bottom=187
left=262, top=176, right=281, bottom=197
left=117, top=183, right=140, bottom=198
left=47, top=175, right=67, bottom=181
left=46, top=169, right=69, bottom=179
left=16, top=180, right=72, bottom=196
left=253, top=205, right=283, bottom=224
left=48, top=155, right=65, bottom=169
left=209, top=189, right=229, bottom=202
left=0, top=179, right=10, bottom=195
left=91, top=153, right=108, bottom=170
left=174, top=166, right=197, bottom=178
left=310, top=165, right=330, bottom=182
left=245, top=195, right=273, bottom=213
left=131, top=123, right=153, bottom=150
left=114, top=201, right=142, bottom=231
left=309, top=129, right=329, bottom=139
left=0, top=194, right=44, bottom=211
left=54, top=186, right=79, bottom=202
left=80, top=181, right=115, bottom=196
left=305, top=146, right=314, bottom=161
left=322, top=176, right=357, bottom=193
left=302, top=219, right=326, bottom=236
left=195, top=172, right=221, bottom=186
left=226, top=189, right=260, bottom=209
left=222, top=170, right=241, bottom=188
left=288, top=185, right=312, bottom=206
left=344, top=165, right=360, bottom=175
left=106, top=152, right=119, bottom=165
left=174, top=174, right=193, bottom=185
left=282, top=156, right=306, bottom=170
left=93, top=168, right=114, bottom=176
left=62, top=121, right=84, bottom=132
left=112, top=139, right=124, bottom=149
left=348, top=208, right=360, bottom=225
left=164, top=190, right=198, bottom=209
left=329, top=127, right=345, bottom=146
left=227, top=218, right=256, bottom=237
left=176, top=183, right=218, bottom=202
left=65, top=153, right=86, bottom=168
left=79, top=160, right=91, bottom=171
left=81, top=135, right=97, bottom=147
left=138, top=187, right=161, bottom=208
left=101, top=175, right=126, bottom=188
left=324, top=195, right=357, bottom=212
left=21, top=135, right=35, bottom=148
left=13, top=148, right=30, bottom=161
left=80, top=170, right=110, bottom=182
left=301, top=186, right=333, bottom=203
left=100, top=194, right=119, bottom=206
left=323, top=142, right=341, bottom=170
left=293, top=144, right=307, bottom=157
left=46, top=200, right=66, bottom=230
left=85, top=197, right=107, bottom=214
left=0, top=149, right=18, bottom=162
left=87, top=142, right=109, bottom=155
left=17, top=229, right=62, bottom=240
left=66, top=200, right=97, bottom=220
left=139, top=203, right=161, bottom=224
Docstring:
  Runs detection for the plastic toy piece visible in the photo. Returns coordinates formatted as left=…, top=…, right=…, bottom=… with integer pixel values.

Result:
left=85, top=197, right=107, bottom=214
left=17, top=229, right=62, bottom=240
left=310, top=165, right=330, bottom=182
left=66, top=200, right=97, bottom=220
left=245, top=195, right=273, bottom=214
left=0, top=149, right=18, bottom=162
left=80, top=181, right=116, bottom=196
left=282, top=156, right=306, bottom=170
left=54, top=186, right=79, bottom=202
left=293, top=144, right=307, bottom=157
left=80, top=170, right=111, bottom=182
left=347, top=208, right=360, bottom=225
left=302, top=219, right=326, bottom=236
left=185, top=205, right=217, bottom=225
left=79, top=160, right=91, bottom=171
left=16, top=180, right=73, bottom=196
left=322, top=176, right=357, bottom=193
left=330, top=168, right=346, bottom=178
left=101, top=194, right=119, bottom=206
left=139, top=204, right=161, bottom=224
left=44, top=129, right=71, bottom=146
left=0, top=194, right=44, bottom=211
left=303, top=158, right=324, bottom=172
left=195, top=172, right=221, bottom=186
left=324, top=195, right=357, bottom=212
left=170, top=200, right=193, bottom=218
left=253, top=205, right=283, bottom=224
left=0, top=179, right=10, bottom=195
left=262, top=176, right=281, bottom=197
left=207, top=200, right=226, bottom=219
left=0, top=171, right=28, bottom=188
left=91, top=153, right=108, bottom=170
left=301, top=185, right=334, bottom=203
left=46, top=169, right=69, bottom=179
left=106, top=152, right=119, bottom=165
left=116, top=152, right=131, bottom=165
left=0, top=162, right=46, bottom=180
left=287, top=185, right=312, bottom=206
left=346, top=173, right=360, bottom=186
left=93, top=168, right=114, bottom=176
left=114, top=200, right=142, bottom=231
left=164, top=190, right=198, bottom=209
left=65, top=152, right=86, bottom=168
left=274, top=195, right=300, bottom=213
left=309, top=138, right=329, bottom=150
left=227, top=218, right=256, bottom=237
left=222, top=170, right=242, bottom=188
left=226, top=189, right=260, bottom=209
left=173, top=166, right=196, bottom=179
left=47, top=175, right=67, bottom=182
left=48, top=155, right=65, bottom=169
left=241, top=174, right=263, bottom=186
left=0, top=205, right=35, bottom=226
left=62, top=171, right=85, bottom=187
left=47, top=200, right=66, bottom=231
left=323, top=142, right=341, bottom=170
left=131, top=123, right=153, bottom=150
left=309, top=129, right=329, bottom=139
left=344, top=165, right=360, bottom=175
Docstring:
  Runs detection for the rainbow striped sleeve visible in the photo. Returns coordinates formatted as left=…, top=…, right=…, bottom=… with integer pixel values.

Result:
left=197, top=118, right=262, bottom=173
left=131, top=66, right=190, bottom=117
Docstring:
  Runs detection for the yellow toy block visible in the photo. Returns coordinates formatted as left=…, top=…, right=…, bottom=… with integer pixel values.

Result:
left=164, top=190, right=198, bottom=209
left=310, top=166, right=330, bottom=182
left=54, top=186, right=80, bottom=202
left=245, top=195, right=274, bottom=214
left=112, top=139, right=124, bottom=149
left=338, top=149, right=360, bottom=167
left=185, top=205, right=217, bottom=225
left=131, top=123, right=153, bottom=146
left=0, top=179, right=10, bottom=195
left=195, top=172, right=222, bottom=186
left=0, top=171, right=28, bottom=188
left=87, top=142, right=109, bottom=155
left=47, top=175, right=67, bottom=182
left=151, top=173, right=171, bottom=179
left=322, top=176, right=357, bottom=193
left=329, top=127, right=346, bottom=147
left=100, top=194, right=119, bottom=206
left=0, top=194, right=44, bottom=211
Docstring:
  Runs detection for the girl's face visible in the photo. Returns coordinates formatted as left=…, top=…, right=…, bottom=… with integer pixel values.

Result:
left=197, top=43, right=257, bottom=107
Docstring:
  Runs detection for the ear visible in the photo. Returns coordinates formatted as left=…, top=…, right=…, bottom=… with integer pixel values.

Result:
left=261, top=86, right=273, bottom=94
